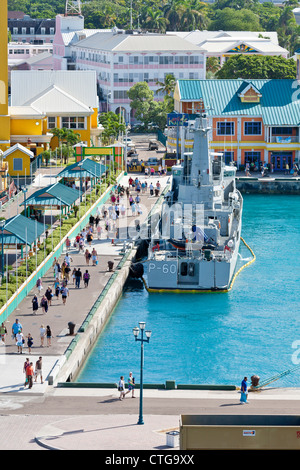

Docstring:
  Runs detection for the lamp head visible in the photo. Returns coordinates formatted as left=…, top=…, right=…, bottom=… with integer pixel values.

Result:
left=133, top=327, right=139, bottom=338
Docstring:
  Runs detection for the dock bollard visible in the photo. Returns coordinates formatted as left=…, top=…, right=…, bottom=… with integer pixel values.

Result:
left=68, top=321, right=76, bottom=336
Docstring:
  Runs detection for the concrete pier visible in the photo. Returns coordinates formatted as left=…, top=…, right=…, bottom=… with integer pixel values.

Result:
left=236, top=175, right=300, bottom=194
left=0, top=171, right=169, bottom=392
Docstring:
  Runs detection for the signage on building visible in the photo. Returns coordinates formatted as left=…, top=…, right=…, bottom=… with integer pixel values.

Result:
left=167, top=113, right=189, bottom=127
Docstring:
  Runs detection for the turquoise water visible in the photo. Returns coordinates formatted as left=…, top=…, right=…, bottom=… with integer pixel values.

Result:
left=77, top=195, right=300, bottom=387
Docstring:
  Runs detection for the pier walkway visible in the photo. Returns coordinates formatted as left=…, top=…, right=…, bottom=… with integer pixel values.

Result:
left=0, top=171, right=169, bottom=394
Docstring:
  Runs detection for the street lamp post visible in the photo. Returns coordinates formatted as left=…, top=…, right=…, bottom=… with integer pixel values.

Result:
left=22, top=186, right=28, bottom=217
left=133, top=321, right=152, bottom=425
left=0, top=220, right=5, bottom=277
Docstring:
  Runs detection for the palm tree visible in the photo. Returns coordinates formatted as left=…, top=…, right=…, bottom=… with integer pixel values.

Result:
left=206, top=56, right=221, bottom=77
left=156, top=73, right=176, bottom=96
left=144, top=7, right=168, bottom=32
left=163, top=0, right=185, bottom=31
left=180, top=0, right=209, bottom=30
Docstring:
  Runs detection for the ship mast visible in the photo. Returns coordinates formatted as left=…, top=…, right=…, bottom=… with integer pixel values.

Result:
left=190, top=114, right=212, bottom=187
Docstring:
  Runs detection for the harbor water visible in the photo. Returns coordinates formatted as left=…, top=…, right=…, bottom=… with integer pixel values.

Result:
left=77, top=194, right=300, bottom=387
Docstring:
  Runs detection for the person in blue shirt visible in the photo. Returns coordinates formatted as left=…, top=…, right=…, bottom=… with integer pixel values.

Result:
left=12, top=319, right=22, bottom=339
left=240, top=376, right=249, bottom=404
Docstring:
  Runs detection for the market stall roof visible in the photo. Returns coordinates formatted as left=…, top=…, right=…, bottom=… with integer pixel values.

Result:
left=56, top=158, right=106, bottom=179
left=20, top=182, right=81, bottom=208
left=0, top=214, right=45, bottom=246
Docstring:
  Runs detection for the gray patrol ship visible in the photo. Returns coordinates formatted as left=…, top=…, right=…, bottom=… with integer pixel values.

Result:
left=144, top=114, right=243, bottom=292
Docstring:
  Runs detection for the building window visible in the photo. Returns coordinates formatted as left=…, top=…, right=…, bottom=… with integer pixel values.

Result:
left=244, top=121, right=262, bottom=135
left=30, top=27, right=34, bottom=34
left=217, top=122, right=234, bottom=136
left=13, top=158, right=23, bottom=171
left=272, top=127, right=293, bottom=135
left=48, top=117, right=56, bottom=129
left=13, top=27, right=18, bottom=34
left=41, top=28, right=46, bottom=35
left=61, top=117, right=85, bottom=129
left=244, top=151, right=261, bottom=165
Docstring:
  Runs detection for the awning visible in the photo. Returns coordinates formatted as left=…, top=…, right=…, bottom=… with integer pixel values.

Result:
left=0, top=214, right=45, bottom=246
left=20, top=182, right=81, bottom=208
left=56, top=158, right=106, bottom=179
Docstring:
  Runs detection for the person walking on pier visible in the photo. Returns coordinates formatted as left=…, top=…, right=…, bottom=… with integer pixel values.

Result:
left=45, top=286, right=53, bottom=306
left=240, top=376, right=249, bottom=404
left=27, top=362, right=34, bottom=389
left=35, top=356, right=43, bottom=384
left=124, top=372, right=136, bottom=398
left=118, top=376, right=126, bottom=400
left=91, top=248, right=98, bottom=266
left=0, top=323, right=7, bottom=343
left=32, top=295, right=39, bottom=314
left=12, top=319, right=22, bottom=340
left=26, top=333, right=33, bottom=353
left=85, top=249, right=91, bottom=266
left=46, top=326, right=53, bottom=347
left=40, top=295, right=48, bottom=314
left=61, top=285, right=69, bottom=305
left=23, top=357, right=30, bottom=387
left=75, top=268, right=82, bottom=288
left=83, top=270, right=90, bottom=288
left=39, top=325, right=46, bottom=347
left=53, top=278, right=60, bottom=300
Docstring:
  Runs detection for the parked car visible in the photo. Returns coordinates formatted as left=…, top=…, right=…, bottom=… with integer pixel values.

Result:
left=148, top=139, right=158, bottom=150
left=145, top=157, right=160, bottom=166
left=123, top=137, right=135, bottom=148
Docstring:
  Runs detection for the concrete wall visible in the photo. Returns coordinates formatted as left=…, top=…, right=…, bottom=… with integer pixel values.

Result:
left=52, top=247, right=137, bottom=385
left=236, top=178, right=300, bottom=194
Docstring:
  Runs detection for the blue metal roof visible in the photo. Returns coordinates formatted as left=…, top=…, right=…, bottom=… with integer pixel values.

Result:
left=0, top=214, right=45, bottom=245
left=177, top=79, right=300, bottom=126
left=56, top=158, right=106, bottom=179
left=20, top=182, right=81, bottom=208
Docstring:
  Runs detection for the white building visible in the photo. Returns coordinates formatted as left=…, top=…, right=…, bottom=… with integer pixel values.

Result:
left=168, top=30, right=289, bottom=64
left=71, top=29, right=206, bottom=122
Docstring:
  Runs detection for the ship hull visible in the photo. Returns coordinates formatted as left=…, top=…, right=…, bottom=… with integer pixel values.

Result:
left=145, top=218, right=242, bottom=293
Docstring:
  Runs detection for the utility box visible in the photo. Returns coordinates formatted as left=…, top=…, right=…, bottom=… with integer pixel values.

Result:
left=180, top=415, right=300, bottom=450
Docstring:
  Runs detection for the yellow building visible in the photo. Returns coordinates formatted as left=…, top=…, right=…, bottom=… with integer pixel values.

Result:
left=0, top=6, right=100, bottom=176
left=0, top=4, right=10, bottom=188
left=2, top=143, right=33, bottom=177
left=10, top=70, right=101, bottom=152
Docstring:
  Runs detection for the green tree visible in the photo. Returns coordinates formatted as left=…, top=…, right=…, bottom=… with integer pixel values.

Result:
left=51, top=127, right=80, bottom=163
left=127, top=82, right=155, bottom=128
left=209, top=7, right=261, bottom=31
left=99, top=111, right=126, bottom=145
left=144, top=7, right=168, bottom=32
left=216, top=54, right=296, bottom=79
left=128, top=82, right=172, bottom=130
left=206, top=56, right=221, bottom=78
left=155, top=73, right=176, bottom=96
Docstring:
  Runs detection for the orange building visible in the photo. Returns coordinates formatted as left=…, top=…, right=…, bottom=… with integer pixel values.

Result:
left=169, top=79, right=300, bottom=171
